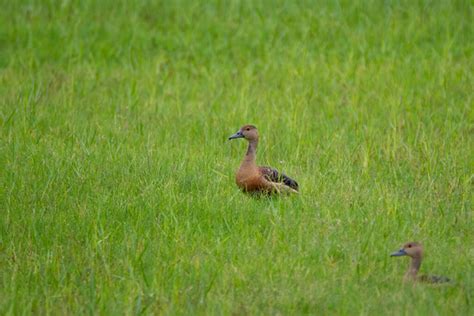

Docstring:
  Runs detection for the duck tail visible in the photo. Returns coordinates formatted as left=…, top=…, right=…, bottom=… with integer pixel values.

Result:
left=281, top=173, right=299, bottom=191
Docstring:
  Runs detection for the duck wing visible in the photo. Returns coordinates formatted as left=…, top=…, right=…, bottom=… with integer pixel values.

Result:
left=259, top=166, right=299, bottom=191
left=419, top=274, right=452, bottom=284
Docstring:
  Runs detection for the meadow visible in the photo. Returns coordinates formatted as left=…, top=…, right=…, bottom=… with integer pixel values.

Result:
left=1, top=0, right=473, bottom=314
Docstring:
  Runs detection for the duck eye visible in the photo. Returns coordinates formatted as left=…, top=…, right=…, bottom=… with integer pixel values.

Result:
left=407, top=244, right=412, bottom=248
left=246, top=128, right=250, bottom=131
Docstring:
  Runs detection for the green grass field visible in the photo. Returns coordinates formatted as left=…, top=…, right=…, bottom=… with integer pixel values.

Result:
left=1, top=0, right=473, bottom=314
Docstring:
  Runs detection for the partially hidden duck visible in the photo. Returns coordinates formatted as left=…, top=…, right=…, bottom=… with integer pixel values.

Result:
left=228, top=125, right=299, bottom=194
left=390, top=242, right=451, bottom=284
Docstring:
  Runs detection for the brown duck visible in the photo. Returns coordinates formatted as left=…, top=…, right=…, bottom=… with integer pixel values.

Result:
left=228, top=125, right=299, bottom=194
left=390, top=242, right=451, bottom=284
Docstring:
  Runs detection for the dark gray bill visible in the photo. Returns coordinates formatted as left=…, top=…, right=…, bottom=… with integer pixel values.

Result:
left=390, top=249, right=407, bottom=257
left=228, top=131, right=244, bottom=140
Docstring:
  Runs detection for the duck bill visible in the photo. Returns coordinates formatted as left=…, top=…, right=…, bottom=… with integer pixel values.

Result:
left=228, top=131, right=244, bottom=140
left=390, top=249, right=407, bottom=257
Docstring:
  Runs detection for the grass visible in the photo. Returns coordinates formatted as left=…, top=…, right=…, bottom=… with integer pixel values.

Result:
left=0, top=0, right=473, bottom=314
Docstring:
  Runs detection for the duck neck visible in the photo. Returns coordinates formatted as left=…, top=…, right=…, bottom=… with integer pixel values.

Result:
left=244, top=139, right=258, bottom=164
left=406, top=256, right=422, bottom=280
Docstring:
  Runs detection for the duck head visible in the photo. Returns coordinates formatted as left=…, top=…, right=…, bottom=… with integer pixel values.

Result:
left=228, top=125, right=259, bottom=142
left=390, top=241, right=424, bottom=259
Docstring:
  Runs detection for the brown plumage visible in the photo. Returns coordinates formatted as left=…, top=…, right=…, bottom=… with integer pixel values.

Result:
left=228, top=125, right=299, bottom=194
left=390, top=242, right=451, bottom=284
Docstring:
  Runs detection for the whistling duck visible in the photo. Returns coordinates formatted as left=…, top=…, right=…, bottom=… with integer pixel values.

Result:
left=228, top=125, right=299, bottom=194
left=390, top=242, right=451, bottom=283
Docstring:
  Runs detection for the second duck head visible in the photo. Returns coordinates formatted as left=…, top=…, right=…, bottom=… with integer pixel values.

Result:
left=228, top=125, right=259, bottom=142
left=391, top=241, right=424, bottom=259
